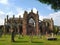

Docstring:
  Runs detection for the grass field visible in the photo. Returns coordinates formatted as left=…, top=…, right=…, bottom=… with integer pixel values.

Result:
left=0, top=34, right=60, bottom=45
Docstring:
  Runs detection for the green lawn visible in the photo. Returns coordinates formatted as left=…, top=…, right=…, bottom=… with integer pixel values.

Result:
left=0, top=35, right=60, bottom=45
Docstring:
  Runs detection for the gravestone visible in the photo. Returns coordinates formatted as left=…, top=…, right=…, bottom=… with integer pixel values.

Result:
left=47, top=33, right=57, bottom=40
left=11, top=29, right=15, bottom=42
left=58, top=31, right=60, bottom=35
left=0, top=29, right=3, bottom=37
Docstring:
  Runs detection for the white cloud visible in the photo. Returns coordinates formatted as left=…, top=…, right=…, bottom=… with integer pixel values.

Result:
left=0, top=18, right=4, bottom=25
left=0, top=10, right=14, bottom=25
left=0, top=0, right=8, bottom=5
left=0, top=10, right=5, bottom=15
left=39, top=15, right=46, bottom=21
left=16, top=7, right=24, bottom=18
left=39, top=11, right=60, bottom=26
left=0, top=10, right=5, bottom=25
left=6, top=11, right=14, bottom=17
left=33, top=8, right=37, bottom=14
left=47, top=11, right=60, bottom=26
left=0, top=10, right=6, bottom=19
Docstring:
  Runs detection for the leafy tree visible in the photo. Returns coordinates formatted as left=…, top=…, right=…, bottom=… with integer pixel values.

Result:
left=53, top=26, right=59, bottom=34
left=38, top=0, right=60, bottom=11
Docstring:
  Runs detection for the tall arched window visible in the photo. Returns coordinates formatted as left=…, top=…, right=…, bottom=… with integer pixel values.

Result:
left=29, top=18, right=35, bottom=27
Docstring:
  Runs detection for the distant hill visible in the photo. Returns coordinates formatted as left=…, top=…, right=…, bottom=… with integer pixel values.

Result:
left=54, top=25, right=60, bottom=27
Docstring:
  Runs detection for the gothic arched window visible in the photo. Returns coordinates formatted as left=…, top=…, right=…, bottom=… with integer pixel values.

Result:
left=29, top=18, right=35, bottom=27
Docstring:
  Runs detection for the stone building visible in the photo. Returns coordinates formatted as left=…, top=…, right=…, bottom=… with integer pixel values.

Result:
left=4, top=10, right=54, bottom=35
left=39, top=18, right=54, bottom=35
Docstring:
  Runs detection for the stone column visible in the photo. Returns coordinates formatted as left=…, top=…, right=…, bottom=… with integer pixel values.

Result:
left=11, top=18, right=13, bottom=33
left=7, top=15, right=8, bottom=23
left=10, top=16, right=15, bottom=42
left=4, top=18, right=6, bottom=35
left=36, top=22, right=39, bottom=35
left=23, top=18, right=26, bottom=35
left=22, top=11, right=28, bottom=35
left=13, top=15, right=15, bottom=23
left=45, top=22, right=48, bottom=36
left=11, top=25, right=15, bottom=42
left=50, top=18, right=54, bottom=31
left=35, top=15, right=39, bottom=35
left=10, top=15, right=14, bottom=33
left=18, top=15, right=21, bottom=34
left=17, top=24, right=19, bottom=34
left=42, top=23, right=45, bottom=35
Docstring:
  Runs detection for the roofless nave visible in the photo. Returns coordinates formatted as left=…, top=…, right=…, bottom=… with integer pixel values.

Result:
left=4, top=10, right=54, bottom=35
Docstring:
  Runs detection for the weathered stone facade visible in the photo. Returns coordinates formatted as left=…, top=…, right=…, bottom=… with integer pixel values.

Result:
left=39, top=18, right=54, bottom=34
left=4, top=10, right=54, bottom=35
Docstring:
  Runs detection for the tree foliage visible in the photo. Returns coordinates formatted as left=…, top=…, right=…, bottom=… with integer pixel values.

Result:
left=38, top=0, right=60, bottom=11
left=53, top=26, right=59, bottom=34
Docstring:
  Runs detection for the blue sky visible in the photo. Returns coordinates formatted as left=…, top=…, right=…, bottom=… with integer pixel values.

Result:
left=0, top=0, right=60, bottom=26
